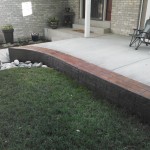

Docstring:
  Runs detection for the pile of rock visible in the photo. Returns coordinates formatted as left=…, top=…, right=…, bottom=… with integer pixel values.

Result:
left=1, top=41, right=41, bottom=48
left=0, top=59, right=48, bottom=71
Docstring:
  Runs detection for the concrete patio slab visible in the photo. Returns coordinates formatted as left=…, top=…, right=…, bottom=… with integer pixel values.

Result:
left=115, top=58, right=150, bottom=86
left=33, top=34, right=150, bottom=86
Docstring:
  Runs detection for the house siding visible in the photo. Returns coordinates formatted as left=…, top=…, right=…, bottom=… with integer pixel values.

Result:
left=0, top=0, right=68, bottom=42
left=111, top=0, right=141, bottom=35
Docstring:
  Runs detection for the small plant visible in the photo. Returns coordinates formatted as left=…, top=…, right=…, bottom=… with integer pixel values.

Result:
left=47, top=17, right=59, bottom=29
left=48, top=17, right=59, bottom=23
left=17, top=37, right=30, bottom=46
left=1, top=24, right=14, bottom=31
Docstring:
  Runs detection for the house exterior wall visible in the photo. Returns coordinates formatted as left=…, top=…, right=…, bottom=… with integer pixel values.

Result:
left=0, top=0, right=147, bottom=42
left=111, top=0, right=141, bottom=35
left=0, top=0, right=68, bottom=42
left=68, top=0, right=143, bottom=36
left=67, top=0, right=80, bottom=24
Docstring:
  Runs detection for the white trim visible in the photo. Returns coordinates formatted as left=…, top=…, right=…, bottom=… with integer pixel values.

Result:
left=80, top=0, right=107, bottom=21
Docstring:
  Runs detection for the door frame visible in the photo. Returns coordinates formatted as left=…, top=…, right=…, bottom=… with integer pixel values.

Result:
left=80, top=0, right=108, bottom=21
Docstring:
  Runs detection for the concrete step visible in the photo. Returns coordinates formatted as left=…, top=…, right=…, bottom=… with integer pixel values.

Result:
left=78, top=19, right=111, bottom=28
left=44, top=28, right=101, bottom=41
left=73, top=24, right=110, bottom=35
left=44, top=28, right=82, bottom=41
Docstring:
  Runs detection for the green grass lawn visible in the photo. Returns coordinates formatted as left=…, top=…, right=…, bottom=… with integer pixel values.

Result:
left=0, top=68, right=150, bottom=150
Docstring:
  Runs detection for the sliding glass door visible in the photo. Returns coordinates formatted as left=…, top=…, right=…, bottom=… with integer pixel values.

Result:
left=91, top=0, right=104, bottom=20
left=83, top=0, right=104, bottom=21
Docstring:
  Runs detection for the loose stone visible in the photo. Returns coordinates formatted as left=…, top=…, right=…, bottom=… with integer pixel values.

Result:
left=27, top=63, right=32, bottom=68
left=0, top=60, right=2, bottom=69
left=14, top=59, right=20, bottom=66
left=42, top=65, right=48, bottom=68
left=0, top=59, right=48, bottom=71
left=32, top=62, right=42, bottom=67
left=25, top=61, right=31, bottom=64
left=37, top=62, right=43, bottom=67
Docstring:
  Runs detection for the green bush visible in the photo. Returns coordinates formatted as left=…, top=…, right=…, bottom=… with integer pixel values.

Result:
left=47, top=17, right=59, bottom=23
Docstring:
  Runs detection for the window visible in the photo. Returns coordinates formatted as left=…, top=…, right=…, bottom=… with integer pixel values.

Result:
left=22, top=2, right=32, bottom=17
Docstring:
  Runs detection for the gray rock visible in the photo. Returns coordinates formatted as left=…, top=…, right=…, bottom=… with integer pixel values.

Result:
left=13, top=43, right=20, bottom=46
left=2, top=43, right=13, bottom=48
left=27, top=63, right=32, bottom=68
left=14, top=59, right=20, bottom=66
left=2, top=44, right=8, bottom=48
left=42, top=65, right=48, bottom=68
left=10, top=63, right=17, bottom=68
left=17, top=62, right=32, bottom=68
left=0, top=60, right=2, bottom=69
left=28, top=41, right=35, bottom=44
left=19, top=62, right=24, bottom=65
left=18, top=63, right=28, bottom=68
left=1, top=63, right=16, bottom=70
left=11, top=62, right=17, bottom=67
left=32, top=63, right=38, bottom=67
left=32, top=62, right=42, bottom=67
left=25, top=61, right=31, bottom=64
left=0, top=60, right=45, bottom=70
left=7, top=43, right=12, bottom=47
left=0, top=66, right=5, bottom=70
left=37, top=62, right=43, bottom=67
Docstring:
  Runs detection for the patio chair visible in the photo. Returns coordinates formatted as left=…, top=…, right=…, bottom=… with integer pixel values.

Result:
left=129, top=19, right=150, bottom=50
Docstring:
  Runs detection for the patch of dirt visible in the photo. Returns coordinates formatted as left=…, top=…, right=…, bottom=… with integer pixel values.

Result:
left=73, top=29, right=94, bottom=33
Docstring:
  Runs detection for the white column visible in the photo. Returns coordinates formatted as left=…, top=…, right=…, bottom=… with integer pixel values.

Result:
left=145, top=0, right=150, bottom=22
left=84, top=0, right=91, bottom=38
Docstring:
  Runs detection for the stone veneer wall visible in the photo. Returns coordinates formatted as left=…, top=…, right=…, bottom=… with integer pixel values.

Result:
left=0, top=0, right=144, bottom=42
left=111, top=0, right=141, bottom=35
left=67, top=0, right=80, bottom=24
left=0, top=0, right=68, bottom=43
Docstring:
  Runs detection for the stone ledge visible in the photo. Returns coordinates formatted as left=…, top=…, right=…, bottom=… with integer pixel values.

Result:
left=9, top=45, right=150, bottom=124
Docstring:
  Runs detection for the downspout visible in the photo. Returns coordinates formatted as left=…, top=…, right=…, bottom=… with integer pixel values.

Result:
left=137, top=0, right=144, bottom=29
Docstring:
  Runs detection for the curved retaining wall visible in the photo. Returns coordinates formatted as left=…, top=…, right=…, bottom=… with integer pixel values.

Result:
left=9, top=46, right=150, bottom=124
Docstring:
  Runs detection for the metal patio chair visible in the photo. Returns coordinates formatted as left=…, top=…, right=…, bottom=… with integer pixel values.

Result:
left=129, top=19, right=150, bottom=50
